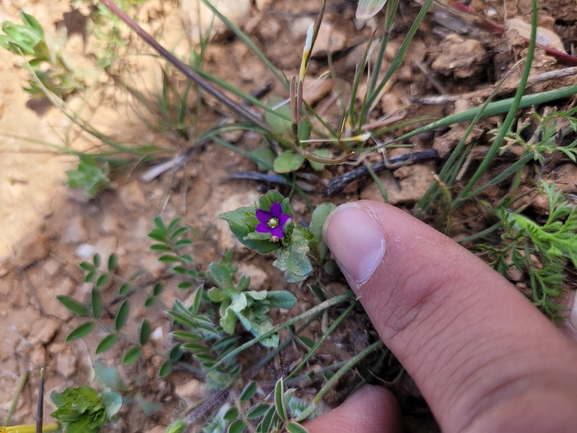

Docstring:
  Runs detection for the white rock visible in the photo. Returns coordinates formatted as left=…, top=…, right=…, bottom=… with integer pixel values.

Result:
left=181, top=0, right=251, bottom=43
left=75, top=243, right=95, bottom=259
left=238, top=263, right=270, bottom=290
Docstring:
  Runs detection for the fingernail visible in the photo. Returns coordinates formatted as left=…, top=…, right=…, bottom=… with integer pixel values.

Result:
left=323, top=203, right=385, bottom=291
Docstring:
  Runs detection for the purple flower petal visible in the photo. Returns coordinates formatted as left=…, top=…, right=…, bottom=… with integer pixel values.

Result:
left=256, top=208, right=272, bottom=224
left=270, top=226, right=284, bottom=238
left=279, top=213, right=292, bottom=227
left=255, top=222, right=271, bottom=233
left=269, top=202, right=283, bottom=218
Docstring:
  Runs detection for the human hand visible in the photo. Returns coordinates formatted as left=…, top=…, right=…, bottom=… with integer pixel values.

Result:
left=305, top=201, right=577, bottom=433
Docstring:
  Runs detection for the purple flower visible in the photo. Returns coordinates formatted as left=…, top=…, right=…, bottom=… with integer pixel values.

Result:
left=255, top=202, right=292, bottom=240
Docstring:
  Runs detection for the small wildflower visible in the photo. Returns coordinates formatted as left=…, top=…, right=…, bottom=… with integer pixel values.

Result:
left=255, top=202, right=292, bottom=240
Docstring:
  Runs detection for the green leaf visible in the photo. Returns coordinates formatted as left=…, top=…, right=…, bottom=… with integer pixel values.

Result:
left=153, top=282, right=163, bottom=296
left=227, top=419, right=246, bottom=433
left=136, top=392, right=161, bottom=416
left=220, top=307, right=238, bottom=334
left=247, top=403, right=270, bottom=419
left=93, top=359, right=129, bottom=392
left=224, top=407, right=240, bottom=421
left=265, top=96, right=292, bottom=137
left=123, top=347, right=142, bottom=364
left=57, top=295, right=90, bottom=317
left=165, top=420, right=188, bottom=433
left=356, top=0, right=388, bottom=20
left=101, top=388, right=122, bottom=420
left=192, top=286, right=203, bottom=315
left=274, top=151, right=305, bottom=173
left=66, top=322, right=96, bottom=341
left=107, top=253, right=118, bottom=271
left=96, top=334, right=118, bottom=354
left=265, top=291, right=297, bottom=309
left=239, top=381, right=258, bottom=401
left=273, top=226, right=312, bottom=281
left=250, top=147, right=277, bottom=171
left=208, top=262, right=238, bottom=297
left=307, top=149, right=332, bottom=171
left=139, top=319, right=151, bottom=345
left=286, top=422, right=310, bottom=433
left=118, top=283, right=130, bottom=296
left=96, top=273, right=110, bottom=288
left=153, top=216, right=167, bottom=231
left=115, top=300, right=130, bottom=331
left=169, top=344, right=183, bottom=361
left=93, top=253, right=101, bottom=268
left=219, top=207, right=281, bottom=254
left=158, top=254, right=181, bottom=263
left=309, top=203, right=336, bottom=251
left=159, top=360, right=173, bottom=377
left=274, top=378, right=287, bottom=421
left=167, top=217, right=182, bottom=232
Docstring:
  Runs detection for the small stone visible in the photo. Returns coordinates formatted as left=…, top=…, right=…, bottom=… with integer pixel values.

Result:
left=55, top=346, right=77, bottom=379
left=311, top=21, right=347, bottom=57
left=101, top=213, right=118, bottom=233
left=238, top=263, right=270, bottom=290
left=31, top=346, right=46, bottom=366
left=43, top=258, right=62, bottom=277
left=75, top=243, right=95, bottom=259
left=61, top=215, right=89, bottom=244
left=13, top=229, right=49, bottom=268
left=28, top=317, right=60, bottom=345
left=151, top=327, right=164, bottom=341
left=174, top=379, right=207, bottom=403
left=215, top=192, right=260, bottom=252
left=118, top=181, right=148, bottom=213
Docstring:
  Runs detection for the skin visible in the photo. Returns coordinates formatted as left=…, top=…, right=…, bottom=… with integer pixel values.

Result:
left=304, top=200, right=577, bottom=433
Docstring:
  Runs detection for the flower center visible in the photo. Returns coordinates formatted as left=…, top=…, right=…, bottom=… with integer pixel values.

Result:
left=267, top=217, right=279, bottom=229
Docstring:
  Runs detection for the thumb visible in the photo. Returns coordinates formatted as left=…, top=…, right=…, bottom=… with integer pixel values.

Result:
left=321, top=201, right=577, bottom=433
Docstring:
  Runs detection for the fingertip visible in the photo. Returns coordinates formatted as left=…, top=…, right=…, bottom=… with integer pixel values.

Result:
left=304, top=385, right=403, bottom=433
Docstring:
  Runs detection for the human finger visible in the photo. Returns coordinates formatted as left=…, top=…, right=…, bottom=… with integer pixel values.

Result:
left=304, top=385, right=402, bottom=433
left=322, top=201, right=577, bottom=432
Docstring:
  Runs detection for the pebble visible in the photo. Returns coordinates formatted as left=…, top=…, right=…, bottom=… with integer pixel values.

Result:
left=55, top=346, right=78, bottom=379
left=28, top=317, right=60, bottom=345
left=118, top=181, right=148, bottom=213
left=215, top=192, right=260, bottom=252
left=238, top=263, right=270, bottom=291
left=61, top=215, right=89, bottom=244
left=174, top=378, right=207, bottom=403
left=13, top=229, right=49, bottom=268
left=181, top=0, right=251, bottom=42
left=75, top=243, right=95, bottom=259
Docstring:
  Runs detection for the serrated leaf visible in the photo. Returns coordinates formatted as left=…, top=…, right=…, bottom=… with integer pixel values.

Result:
left=239, top=381, right=258, bottom=401
left=139, top=319, right=151, bottom=345
left=57, top=295, right=90, bottom=317
left=274, top=151, right=305, bottom=173
left=123, top=347, right=142, bottom=364
left=66, top=321, right=95, bottom=341
left=92, top=288, right=103, bottom=318
left=96, top=334, right=118, bottom=354
left=115, top=300, right=130, bottom=331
